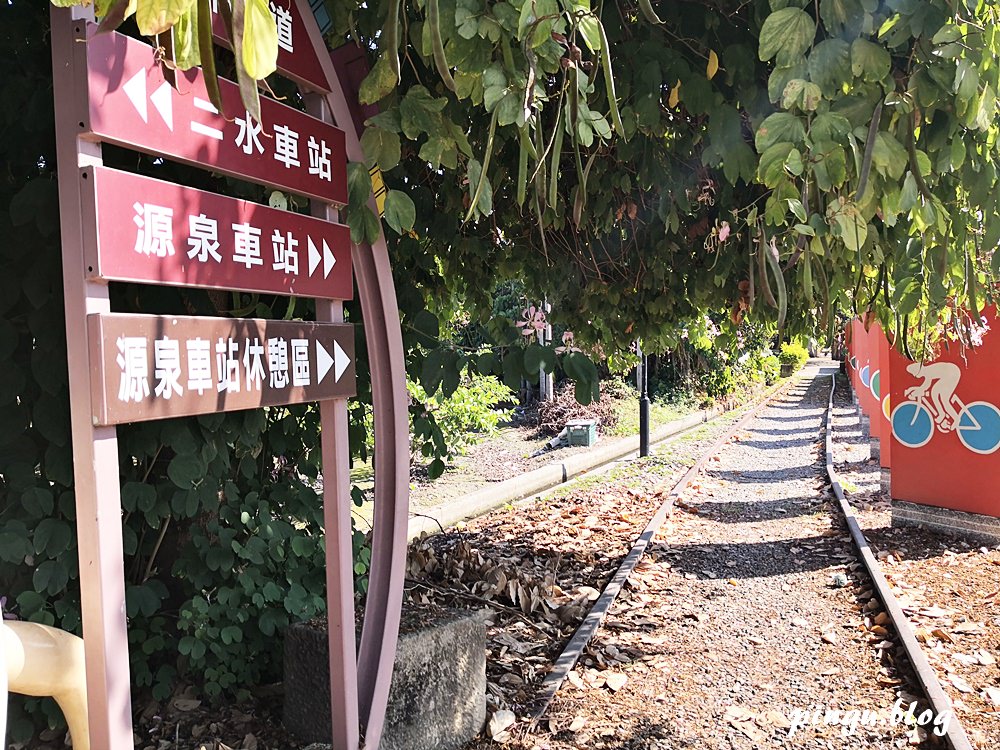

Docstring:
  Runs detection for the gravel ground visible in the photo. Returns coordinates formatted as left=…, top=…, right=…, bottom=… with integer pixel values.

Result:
left=830, top=374, right=1000, bottom=749
left=486, top=364, right=939, bottom=749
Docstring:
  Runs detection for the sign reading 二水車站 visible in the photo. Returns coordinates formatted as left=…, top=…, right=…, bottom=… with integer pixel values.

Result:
left=82, top=166, right=352, bottom=299
left=89, top=313, right=356, bottom=425
left=81, top=25, right=347, bottom=205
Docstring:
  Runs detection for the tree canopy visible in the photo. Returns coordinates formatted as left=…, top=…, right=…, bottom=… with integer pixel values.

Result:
left=55, top=0, right=1000, bottom=360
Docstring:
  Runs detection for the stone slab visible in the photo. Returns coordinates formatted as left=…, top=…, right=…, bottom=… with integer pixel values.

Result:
left=284, top=609, right=487, bottom=750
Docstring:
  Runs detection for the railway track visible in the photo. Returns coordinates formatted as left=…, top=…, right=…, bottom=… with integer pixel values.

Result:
left=508, top=364, right=974, bottom=749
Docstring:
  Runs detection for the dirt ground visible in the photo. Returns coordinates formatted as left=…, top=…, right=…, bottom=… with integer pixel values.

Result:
left=831, top=373, right=1000, bottom=749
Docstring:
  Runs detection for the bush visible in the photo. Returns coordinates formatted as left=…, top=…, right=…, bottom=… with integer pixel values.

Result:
left=409, top=373, right=515, bottom=462
left=761, top=355, right=781, bottom=385
left=779, top=341, right=809, bottom=371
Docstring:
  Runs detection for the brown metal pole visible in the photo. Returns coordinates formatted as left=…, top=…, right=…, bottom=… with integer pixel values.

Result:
left=50, top=9, right=135, bottom=750
left=298, top=4, right=411, bottom=746
left=306, top=92, right=362, bottom=750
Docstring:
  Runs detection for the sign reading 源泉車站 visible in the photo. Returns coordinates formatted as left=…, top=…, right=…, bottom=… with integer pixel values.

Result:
left=88, top=313, right=356, bottom=425
left=82, top=166, right=352, bottom=299
left=80, top=24, right=347, bottom=205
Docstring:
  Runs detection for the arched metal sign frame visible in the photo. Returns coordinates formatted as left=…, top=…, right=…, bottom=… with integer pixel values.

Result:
left=49, top=3, right=409, bottom=748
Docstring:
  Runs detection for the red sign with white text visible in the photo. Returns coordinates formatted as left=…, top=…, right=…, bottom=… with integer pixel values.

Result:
left=210, top=0, right=330, bottom=93
left=82, top=166, right=352, bottom=299
left=82, top=25, right=347, bottom=205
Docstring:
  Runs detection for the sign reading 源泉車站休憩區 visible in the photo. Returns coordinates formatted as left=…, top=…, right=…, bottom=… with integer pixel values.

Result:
left=89, top=313, right=356, bottom=425
left=81, top=25, right=347, bottom=205
left=82, top=166, right=352, bottom=299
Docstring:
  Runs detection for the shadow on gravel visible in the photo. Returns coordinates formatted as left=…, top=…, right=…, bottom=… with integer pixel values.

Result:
left=702, top=467, right=819, bottom=483
left=860, top=526, right=953, bottom=563
left=546, top=717, right=701, bottom=750
left=652, top=535, right=853, bottom=578
left=750, top=426, right=816, bottom=436
left=690, top=496, right=825, bottom=523
left=737, top=437, right=816, bottom=451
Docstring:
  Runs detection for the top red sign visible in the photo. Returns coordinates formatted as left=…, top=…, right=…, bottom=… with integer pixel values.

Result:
left=210, top=0, right=330, bottom=94
left=82, top=25, right=347, bottom=206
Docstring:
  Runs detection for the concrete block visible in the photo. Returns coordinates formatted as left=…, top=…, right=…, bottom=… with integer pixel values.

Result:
left=892, top=500, right=1000, bottom=546
left=870, top=437, right=880, bottom=462
left=880, top=467, right=891, bottom=495
left=284, top=609, right=487, bottom=750
left=860, top=414, right=870, bottom=439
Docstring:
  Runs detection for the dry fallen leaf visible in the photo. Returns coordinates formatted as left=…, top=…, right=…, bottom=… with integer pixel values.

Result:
left=605, top=672, right=628, bottom=692
left=568, top=716, right=587, bottom=732
left=489, top=709, right=517, bottom=740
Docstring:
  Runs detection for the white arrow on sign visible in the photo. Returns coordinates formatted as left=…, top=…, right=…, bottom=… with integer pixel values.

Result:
left=150, top=81, right=174, bottom=131
left=308, top=237, right=337, bottom=279
left=124, top=70, right=148, bottom=123
left=316, top=340, right=351, bottom=384
left=308, top=236, right=321, bottom=277
left=123, top=71, right=174, bottom=131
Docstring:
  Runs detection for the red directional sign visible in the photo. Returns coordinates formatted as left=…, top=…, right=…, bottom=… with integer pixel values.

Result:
left=82, top=25, right=347, bottom=206
left=81, top=166, right=352, bottom=299
left=210, top=0, right=330, bottom=93
left=88, top=313, right=357, bottom=425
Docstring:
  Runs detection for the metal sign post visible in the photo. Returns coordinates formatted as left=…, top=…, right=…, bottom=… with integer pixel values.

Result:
left=50, top=3, right=410, bottom=748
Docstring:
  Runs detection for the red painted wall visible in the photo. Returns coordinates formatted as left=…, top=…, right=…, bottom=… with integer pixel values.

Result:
left=889, top=311, right=1000, bottom=516
left=877, top=328, right=892, bottom=469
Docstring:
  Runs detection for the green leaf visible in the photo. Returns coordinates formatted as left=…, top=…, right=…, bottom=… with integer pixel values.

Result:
left=808, top=39, right=851, bottom=96
left=820, top=0, right=863, bottom=35
left=787, top=198, right=808, bottom=222
left=827, top=197, right=867, bottom=252
left=359, top=126, right=401, bottom=172
left=412, top=309, right=440, bottom=346
left=850, top=39, right=890, bottom=82
left=578, top=14, right=602, bottom=52
left=755, top=113, right=806, bottom=152
left=768, top=61, right=808, bottom=102
left=419, top=136, right=459, bottom=169
left=758, top=8, right=816, bottom=64
left=758, top=142, right=795, bottom=188
left=33, top=559, right=69, bottom=596
left=167, top=454, right=205, bottom=490
left=348, top=161, right=374, bottom=209
left=171, top=3, right=201, bottom=70
left=781, top=79, right=822, bottom=111
left=400, top=86, right=449, bottom=139
left=420, top=348, right=446, bottom=395
left=34, top=518, right=72, bottom=556
left=241, top=0, right=278, bottom=80
left=383, top=190, right=416, bottom=234
left=872, top=132, right=908, bottom=179
left=135, top=0, right=196, bottom=35
left=810, top=112, right=851, bottom=143
left=359, top=53, right=399, bottom=105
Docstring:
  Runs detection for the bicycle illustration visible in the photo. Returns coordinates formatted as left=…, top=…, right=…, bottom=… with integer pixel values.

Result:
left=891, top=361, right=1000, bottom=454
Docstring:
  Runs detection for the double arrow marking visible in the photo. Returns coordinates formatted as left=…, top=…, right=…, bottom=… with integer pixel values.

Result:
left=316, top=340, right=351, bottom=384
left=307, top=237, right=336, bottom=279
left=123, top=70, right=174, bottom=131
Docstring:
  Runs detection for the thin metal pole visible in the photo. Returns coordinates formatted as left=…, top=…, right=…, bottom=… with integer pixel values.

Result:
left=638, top=342, right=650, bottom=457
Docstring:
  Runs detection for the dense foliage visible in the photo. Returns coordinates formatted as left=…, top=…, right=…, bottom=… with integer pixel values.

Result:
left=330, top=0, right=1000, bottom=360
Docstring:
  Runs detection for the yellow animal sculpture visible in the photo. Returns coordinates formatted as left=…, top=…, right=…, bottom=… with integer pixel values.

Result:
left=1, top=618, right=90, bottom=750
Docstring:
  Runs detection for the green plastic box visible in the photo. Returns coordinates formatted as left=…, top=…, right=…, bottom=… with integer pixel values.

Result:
left=566, top=419, right=598, bottom=446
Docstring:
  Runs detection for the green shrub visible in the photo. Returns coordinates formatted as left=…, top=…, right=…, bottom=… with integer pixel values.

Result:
left=761, top=355, right=781, bottom=384
left=779, top=341, right=809, bottom=371
left=409, top=372, right=515, bottom=463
